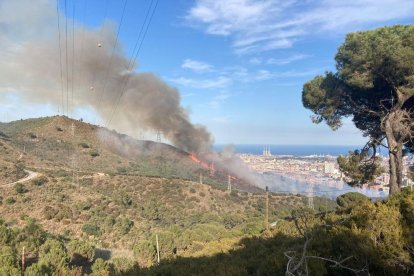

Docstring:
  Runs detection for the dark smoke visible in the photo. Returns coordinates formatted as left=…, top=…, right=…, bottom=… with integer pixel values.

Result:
left=0, top=0, right=213, bottom=153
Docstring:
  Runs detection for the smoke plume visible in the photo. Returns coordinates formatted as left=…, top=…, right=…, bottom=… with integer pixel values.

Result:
left=0, top=0, right=213, bottom=153
left=204, top=145, right=264, bottom=187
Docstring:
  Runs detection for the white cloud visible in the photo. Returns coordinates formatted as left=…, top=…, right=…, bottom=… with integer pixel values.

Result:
left=267, top=54, right=312, bottom=65
left=186, top=0, right=277, bottom=36
left=169, top=65, right=320, bottom=90
left=168, top=76, right=231, bottom=89
left=181, top=59, right=213, bottom=72
left=254, top=70, right=273, bottom=81
left=248, top=57, right=262, bottom=65
left=224, top=67, right=320, bottom=82
left=186, top=0, right=414, bottom=54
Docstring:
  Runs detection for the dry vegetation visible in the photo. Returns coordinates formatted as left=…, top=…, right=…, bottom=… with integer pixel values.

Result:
left=0, top=116, right=336, bottom=273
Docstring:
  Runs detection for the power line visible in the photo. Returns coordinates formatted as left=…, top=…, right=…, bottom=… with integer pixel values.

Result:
left=56, top=0, right=64, bottom=115
left=95, top=0, right=128, bottom=114
left=64, top=0, right=69, bottom=116
left=105, top=0, right=159, bottom=128
left=89, top=0, right=109, bottom=93
left=133, top=0, right=159, bottom=65
left=71, top=0, right=76, bottom=117
left=104, top=0, right=156, bottom=126
left=76, top=0, right=87, bottom=98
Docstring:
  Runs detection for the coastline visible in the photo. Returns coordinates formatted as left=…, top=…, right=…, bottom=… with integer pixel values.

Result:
left=237, top=152, right=389, bottom=199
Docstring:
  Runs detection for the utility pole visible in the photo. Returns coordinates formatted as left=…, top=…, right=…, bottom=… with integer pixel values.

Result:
left=71, top=122, right=75, bottom=136
left=308, top=183, right=314, bottom=210
left=199, top=172, right=203, bottom=185
left=71, top=122, right=77, bottom=187
left=156, top=131, right=161, bottom=143
left=210, top=162, right=215, bottom=177
left=265, top=186, right=269, bottom=232
left=156, top=234, right=160, bottom=264
left=227, top=175, right=232, bottom=193
left=21, top=247, right=25, bottom=276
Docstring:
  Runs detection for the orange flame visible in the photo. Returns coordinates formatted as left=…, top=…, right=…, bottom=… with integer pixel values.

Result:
left=189, top=153, right=200, bottom=163
left=189, top=153, right=210, bottom=169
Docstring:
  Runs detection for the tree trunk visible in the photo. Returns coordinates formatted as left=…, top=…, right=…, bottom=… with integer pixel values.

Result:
left=384, top=114, right=403, bottom=195
left=395, top=144, right=404, bottom=190
left=388, top=150, right=399, bottom=194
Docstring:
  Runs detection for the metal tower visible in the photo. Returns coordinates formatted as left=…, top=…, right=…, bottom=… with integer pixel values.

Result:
left=308, top=183, right=314, bottom=210
left=210, top=162, right=215, bottom=176
left=265, top=186, right=269, bottom=231
left=71, top=122, right=78, bottom=187
left=156, top=130, right=161, bottom=143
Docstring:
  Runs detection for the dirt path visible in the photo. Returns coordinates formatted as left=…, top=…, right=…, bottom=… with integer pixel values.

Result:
left=7, top=170, right=40, bottom=186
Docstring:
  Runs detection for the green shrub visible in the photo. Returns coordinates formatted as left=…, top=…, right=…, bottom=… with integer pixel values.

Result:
left=133, top=240, right=156, bottom=261
left=0, top=246, right=18, bottom=269
left=115, top=217, right=134, bottom=235
left=38, top=239, right=70, bottom=271
left=91, top=258, right=114, bottom=276
left=90, top=149, right=100, bottom=157
left=24, top=262, right=51, bottom=275
left=115, top=192, right=132, bottom=208
left=79, top=142, right=90, bottom=149
left=112, top=257, right=137, bottom=274
left=77, top=201, right=92, bottom=211
left=54, top=205, right=73, bottom=221
left=67, top=240, right=95, bottom=264
left=157, top=231, right=177, bottom=258
left=5, top=197, right=16, bottom=205
left=82, top=223, right=100, bottom=236
left=18, top=218, right=47, bottom=254
left=117, top=166, right=128, bottom=174
left=28, top=132, right=37, bottom=139
left=14, top=183, right=27, bottom=194
left=44, top=205, right=65, bottom=221
left=336, top=192, right=370, bottom=209
left=0, top=265, right=20, bottom=276
left=32, top=176, right=48, bottom=186
left=0, top=224, right=13, bottom=245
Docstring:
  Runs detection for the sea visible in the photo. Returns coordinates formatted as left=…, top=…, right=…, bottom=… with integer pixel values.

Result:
left=214, top=144, right=388, bottom=199
left=214, top=144, right=363, bottom=156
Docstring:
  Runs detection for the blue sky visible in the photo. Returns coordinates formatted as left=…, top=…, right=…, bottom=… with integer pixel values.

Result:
left=2, top=0, right=414, bottom=145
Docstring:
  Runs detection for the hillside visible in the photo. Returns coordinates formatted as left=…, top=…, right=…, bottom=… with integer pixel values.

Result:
left=0, top=116, right=337, bottom=273
left=0, top=172, right=330, bottom=252
left=0, top=130, right=27, bottom=184
left=0, top=187, right=412, bottom=275
left=0, top=116, right=261, bottom=192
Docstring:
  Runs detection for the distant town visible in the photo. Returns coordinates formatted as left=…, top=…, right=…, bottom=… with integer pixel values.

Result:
left=239, top=147, right=414, bottom=193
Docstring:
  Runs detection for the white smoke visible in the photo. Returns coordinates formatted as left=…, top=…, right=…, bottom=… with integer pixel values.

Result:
left=0, top=0, right=213, bottom=153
